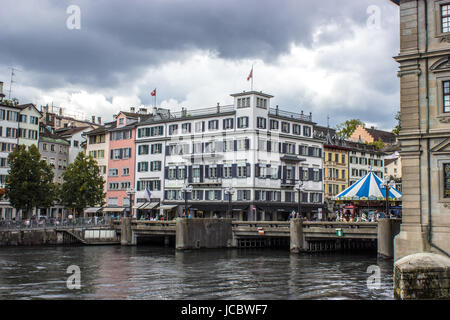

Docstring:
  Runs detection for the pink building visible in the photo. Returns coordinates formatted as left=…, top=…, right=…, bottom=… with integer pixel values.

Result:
left=104, top=110, right=151, bottom=217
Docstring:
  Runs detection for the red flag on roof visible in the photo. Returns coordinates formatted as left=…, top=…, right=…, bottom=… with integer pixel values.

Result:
left=151, top=88, right=156, bottom=96
left=247, top=68, right=253, bottom=81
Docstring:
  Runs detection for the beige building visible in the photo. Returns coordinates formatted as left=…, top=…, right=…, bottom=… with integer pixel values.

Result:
left=349, top=125, right=397, bottom=145
left=17, top=104, right=41, bottom=148
left=392, top=0, right=450, bottom=260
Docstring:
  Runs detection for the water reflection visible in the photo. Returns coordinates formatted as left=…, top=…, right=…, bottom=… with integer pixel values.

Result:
left=0, top=246, right=394, bottom=300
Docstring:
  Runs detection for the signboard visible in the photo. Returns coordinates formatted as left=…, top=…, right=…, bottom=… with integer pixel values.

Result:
left=258, top=227, right=264, bottom=235
left=318, top=208, right=322, bottom=220
left=335, top=228, right=343, bottom=237
left=445, top=163, right=450, bottom=198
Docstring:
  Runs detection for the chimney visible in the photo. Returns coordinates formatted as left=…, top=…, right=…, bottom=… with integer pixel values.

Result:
left=0, top=81, right=5, bottom=101
left=97, top=117, right=101, bottom=124
left=130, top=107, right=135, bottom=113
left=91, top=115, right=95, bottom=123
left=217, top=102, right=220, bottom=113
left=59, top=108, right=63, bottom=116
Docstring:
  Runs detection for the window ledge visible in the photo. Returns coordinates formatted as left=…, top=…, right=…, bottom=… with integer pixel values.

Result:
left=437, top=113, right=450, bottom=123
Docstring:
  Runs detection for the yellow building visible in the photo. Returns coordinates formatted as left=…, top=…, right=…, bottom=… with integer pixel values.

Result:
left=323, top=145, right=349, bottom=199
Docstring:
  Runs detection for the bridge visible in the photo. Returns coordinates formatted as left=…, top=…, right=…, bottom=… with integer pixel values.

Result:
left=116, top=218, right=401, bottom=257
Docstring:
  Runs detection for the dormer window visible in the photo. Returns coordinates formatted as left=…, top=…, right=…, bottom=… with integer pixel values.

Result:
left=118, top=118, right=124, bottom=125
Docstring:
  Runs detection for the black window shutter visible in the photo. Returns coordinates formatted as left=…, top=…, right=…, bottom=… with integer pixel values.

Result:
left=282, top=166, right=287, bottom=183
left=255, top=190, right=260, bottom=201
left=246, top=163, right=251, bottom=177
left=217, top=164, right=223, bottom=178
left=245, top=138, right=250, bottom=150
left=200, top=165, right=204, bottom=182
left=292, top=167, right=296, bottom=183
left=267, top=140, right=271, bottom=152
left=299, top=167, right=303, bottom=180
left=278, top=142, right=282, bottom=153
left=255, top=164, right=260, bottom=178
left=319, top=169, right=322, bottom=181
left=232, top=164, right=237, bottom=178
left=202, top=121, right=205, bottom=132
left=234, top=140, right=237, bottom=151
left=308, top=168, right=314, bottom=181
left=319, top=148, right=322, bottom=158
left=205, top=165, right=209, bottom=178
left=278, top=166, right=281, bottom=179
left=308, top=147, right=313, bottom=156
left=165, top=145, right=170, bottom=155
left=188, top=166, right=193, bottom=183
left=223, top=119, right=226, bottom=129
left=230, top=118, right=234, bottom=129
left=164, top=167, right=168, bottom=179
left=175, top=166, right=179, bottom=180
left=217, top=191, right=222, bottom=200
left=319, top=193, right=323, bottom=203
left=199, top=190, right=204, bottom=200
left=164, top=190, right=168, bottom=200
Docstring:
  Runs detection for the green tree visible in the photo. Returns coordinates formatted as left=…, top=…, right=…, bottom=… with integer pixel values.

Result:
left=366, top=138, right=386, bottom=150
left=336, top=119, right=365, bottom=139
left=60, top=152, right=105, bottom=216
left=6, top=144, right=57, bottom=219
left=392, top=111, right=401, bottom=136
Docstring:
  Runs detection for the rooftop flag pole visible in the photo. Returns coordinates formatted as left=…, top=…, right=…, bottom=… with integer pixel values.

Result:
left=247, top=65, right=253, bottom=91
left=151, top=88, right=156, bottom=108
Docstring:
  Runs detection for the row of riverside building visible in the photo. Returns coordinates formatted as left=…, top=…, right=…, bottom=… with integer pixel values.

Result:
left=0, top=86, right=398, bottom=221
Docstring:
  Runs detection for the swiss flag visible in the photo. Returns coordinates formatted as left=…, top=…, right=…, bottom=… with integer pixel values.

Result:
left=150, top=88, right=156, bottom=96
left=247, top=68, right=253, bottom=81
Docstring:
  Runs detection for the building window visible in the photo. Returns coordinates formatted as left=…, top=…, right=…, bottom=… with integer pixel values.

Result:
left=442, top=4, right=450, bottom=33
left=444, top=80, right=450, bottom=113
left=237, top=165, right=248, bottom=178
left=444, top=163, right=450, bottom=198
left=123, top=167, right=129, bottom=176
left=108, top=168, right=119, bottom=176
left=281, top=122, right=290, bottom=133
left=223, top=118, right=233, bottom=129
left=223, top=165, right=232, bottom=178
left=208, top=120, right=219, bottom=130
left=237, top=117, right=249, bottom=128
left=270, top=120, right=279, bottom=130
left=182, top=123, right=191, bottom=134
left=256, top=117, right=266, bottom=129
left=169, top=124, right=178, bottom=135
left=293, top=124, right=301, bottom=135
left=303, top=126, right=311, bottom=137
left=168, top=167, right=177, bottom=180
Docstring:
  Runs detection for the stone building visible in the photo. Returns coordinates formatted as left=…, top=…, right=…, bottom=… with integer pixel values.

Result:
left=349, top=125, right=397, bottom=145
left=392, top=0, right=450, bottom=260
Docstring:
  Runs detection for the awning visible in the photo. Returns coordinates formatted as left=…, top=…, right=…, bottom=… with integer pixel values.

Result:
left=159, top=205, right=178, bottom=210
left=102, top=207, right=126, bottom=213
left=84, top=207, right=102, bottom=214
left=138, top=202, right=159, bottom=210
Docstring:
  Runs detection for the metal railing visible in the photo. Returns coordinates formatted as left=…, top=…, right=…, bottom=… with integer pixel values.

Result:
left=269, top=108, right=312, bottom=122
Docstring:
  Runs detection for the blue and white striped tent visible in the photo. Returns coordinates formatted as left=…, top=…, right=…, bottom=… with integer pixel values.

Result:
left=332, top=171, right=402, bottom=201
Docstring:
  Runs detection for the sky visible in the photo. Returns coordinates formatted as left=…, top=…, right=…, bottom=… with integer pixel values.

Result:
left=0, top=0, right=400, bottom=130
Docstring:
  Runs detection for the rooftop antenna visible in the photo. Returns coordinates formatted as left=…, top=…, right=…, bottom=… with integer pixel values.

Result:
left=8, top=67, right=20, bottom=100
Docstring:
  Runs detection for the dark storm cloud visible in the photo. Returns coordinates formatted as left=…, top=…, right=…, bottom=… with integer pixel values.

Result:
left=0, top=0, right=380, bottom=90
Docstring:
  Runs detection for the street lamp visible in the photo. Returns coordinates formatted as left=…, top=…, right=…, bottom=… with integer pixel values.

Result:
left=126, top=187, right=136, bottom=218
left=381, top=177, right=395, bottom=216
left=181, top=183, right=193, bottom=218
left=295, top=181, right=305, bottom=218
left=224, top=187, right=235, bottom=219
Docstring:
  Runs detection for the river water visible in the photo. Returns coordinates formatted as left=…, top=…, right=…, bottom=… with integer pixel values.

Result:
left=0, top=246, right=394, bottom=300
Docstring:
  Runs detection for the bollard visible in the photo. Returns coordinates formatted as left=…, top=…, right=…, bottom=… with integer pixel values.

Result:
left=120, top=217, right=132, bottom=246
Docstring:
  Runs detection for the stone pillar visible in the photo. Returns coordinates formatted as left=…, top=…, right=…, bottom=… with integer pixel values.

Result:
left=290, top=218, right=304, bottom=253
left=239, top=211, right=243, bottom=221
left=394, top=253, right=450, bottom=299
left=120, top=217, right=132, bottom=245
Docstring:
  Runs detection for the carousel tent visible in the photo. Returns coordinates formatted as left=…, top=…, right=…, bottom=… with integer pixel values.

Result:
left=332, top=171, right=402, bottom=201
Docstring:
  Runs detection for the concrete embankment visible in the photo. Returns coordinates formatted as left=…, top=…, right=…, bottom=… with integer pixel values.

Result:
left=0, top=229, right=62, bottom=246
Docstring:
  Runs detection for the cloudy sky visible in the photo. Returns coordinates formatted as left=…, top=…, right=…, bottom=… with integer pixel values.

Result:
left=0, top=0, right=399, bottom=130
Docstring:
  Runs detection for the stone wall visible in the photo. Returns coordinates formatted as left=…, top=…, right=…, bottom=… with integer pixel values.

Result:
left=0, top=229, right=60, bottom=246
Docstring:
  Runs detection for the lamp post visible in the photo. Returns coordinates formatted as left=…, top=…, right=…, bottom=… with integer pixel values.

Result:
left=295, top=181, right=305, bottom=218
left=126, top=187, right=136, bottom=218
left=181, top=183, right=193, bottom=218
left=224, top=187, right=235, bottom=219
left=381, top=177, right=395, bottom=216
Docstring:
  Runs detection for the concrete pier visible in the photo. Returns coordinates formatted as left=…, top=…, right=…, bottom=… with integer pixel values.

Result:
left=289, top=218, right=304, bottom=253
left=377, top=218, right=402, bottom=258
left=120, top=217, right=132, bottom=246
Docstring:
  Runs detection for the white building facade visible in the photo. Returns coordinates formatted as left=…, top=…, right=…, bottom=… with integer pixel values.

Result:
left=135, top=91, right=324, bottom=221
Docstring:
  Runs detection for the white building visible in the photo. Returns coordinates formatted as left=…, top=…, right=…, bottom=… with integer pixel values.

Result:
left=135, top=91, right=324, bottom=221
left=55, top=126, right=94, bottom=163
